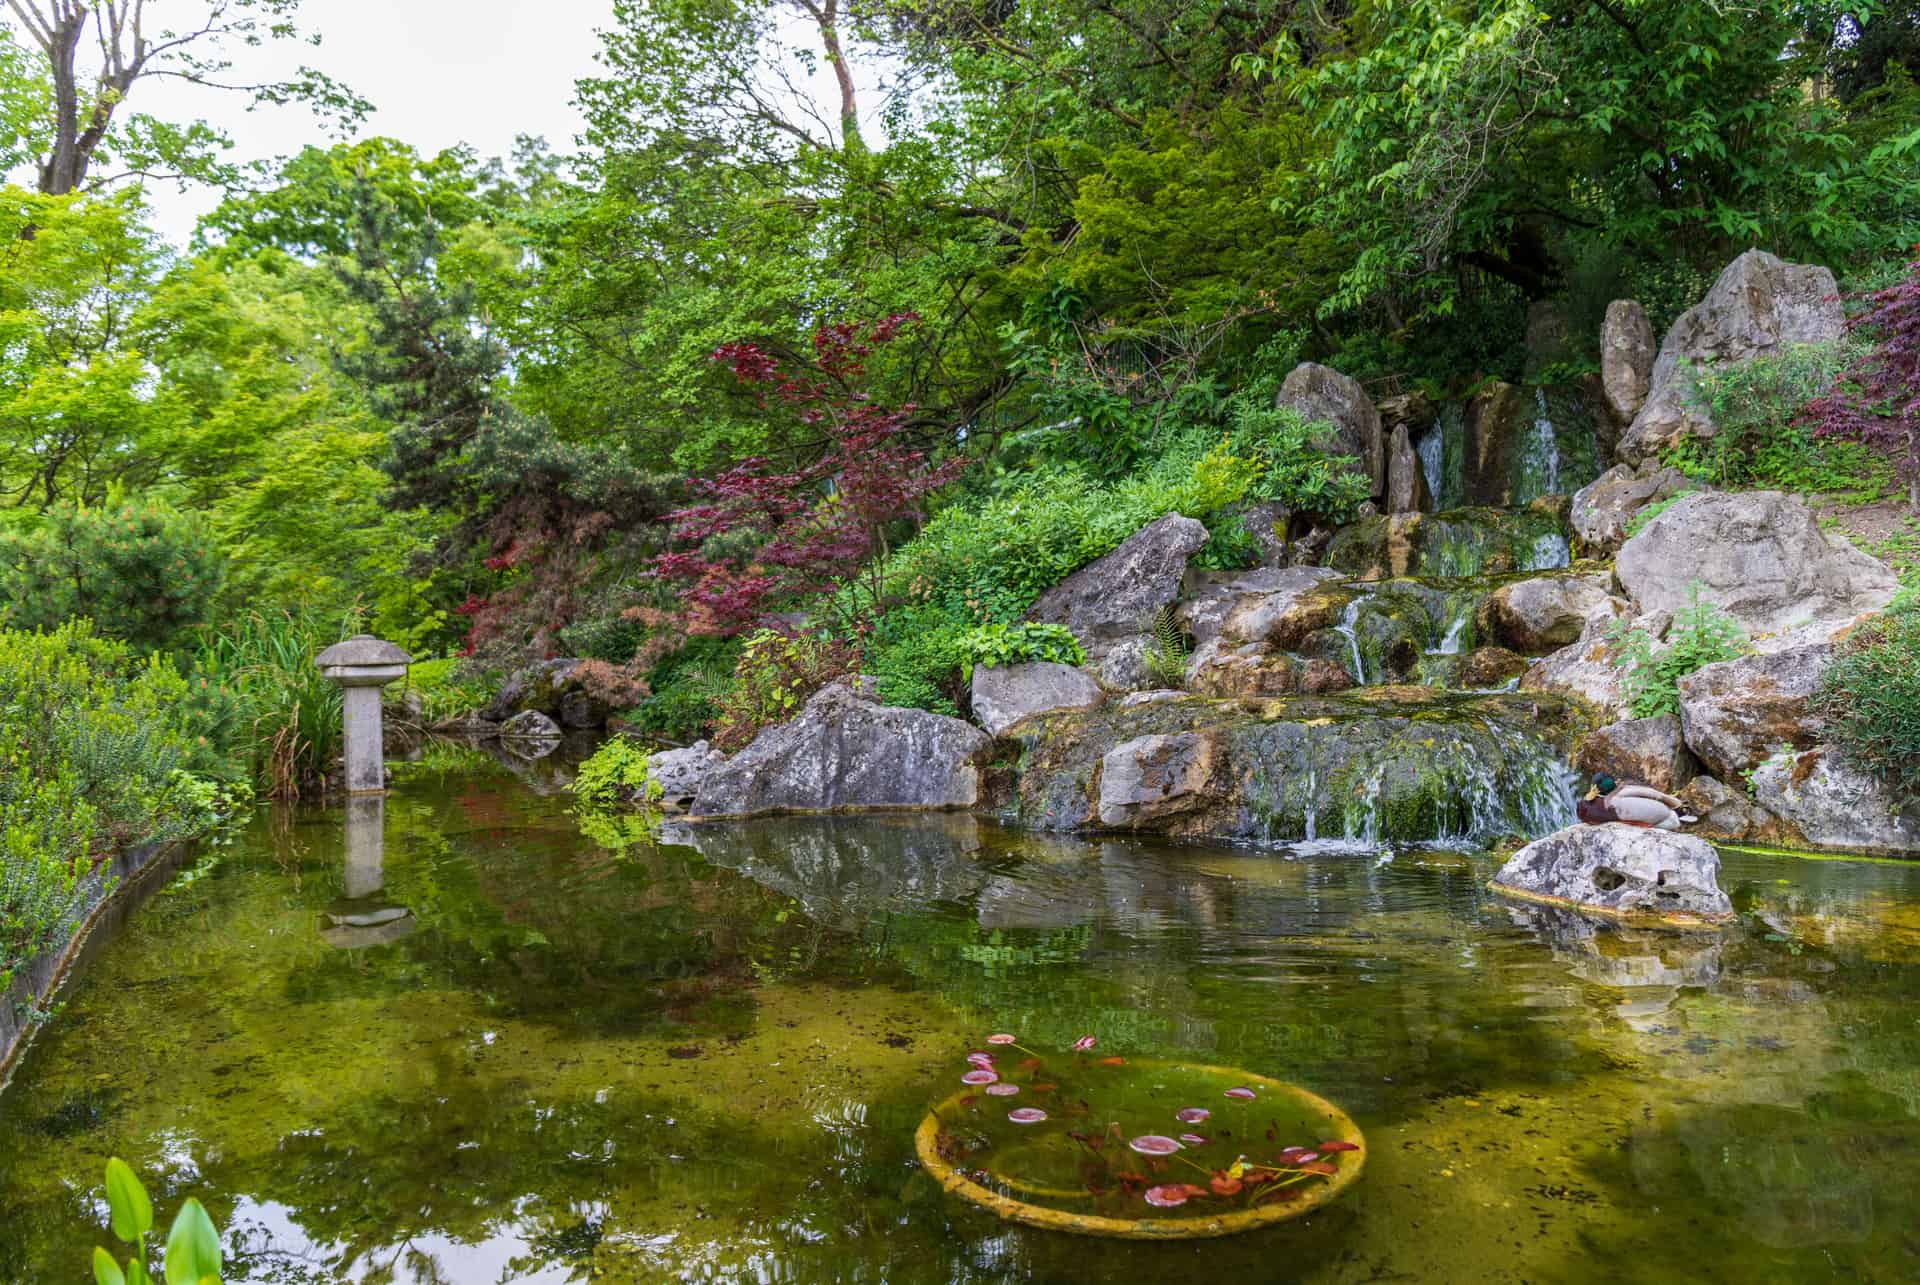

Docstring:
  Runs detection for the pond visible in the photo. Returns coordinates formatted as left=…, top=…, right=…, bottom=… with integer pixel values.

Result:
left=2, top=750, right=1919, bottom=1282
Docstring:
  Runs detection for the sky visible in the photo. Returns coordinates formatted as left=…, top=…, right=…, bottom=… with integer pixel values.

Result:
left=5, top=0, right=614, bottom=245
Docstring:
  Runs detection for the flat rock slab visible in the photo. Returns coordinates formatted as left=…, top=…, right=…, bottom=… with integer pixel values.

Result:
left=1492, top=823, right=1733, bottom=926
left=1024, top=513, right=1210, bottom=645
left=971, top=661, right=1104, bottom=737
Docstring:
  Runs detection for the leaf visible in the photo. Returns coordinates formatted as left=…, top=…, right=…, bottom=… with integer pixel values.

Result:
left=162, top=1199, right=221, bottom=1285
left=93, top=1248, right=128, bottom=1285
left=104, top=1158, right=153, bottom=1242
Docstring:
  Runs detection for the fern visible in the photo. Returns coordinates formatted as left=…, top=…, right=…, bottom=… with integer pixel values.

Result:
left=1142, top=605, right=1191, bottom=689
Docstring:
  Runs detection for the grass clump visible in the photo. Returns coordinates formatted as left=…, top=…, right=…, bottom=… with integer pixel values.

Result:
left=1812, top=595, right=1920, bottom=797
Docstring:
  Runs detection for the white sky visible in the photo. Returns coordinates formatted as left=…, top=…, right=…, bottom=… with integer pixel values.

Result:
left=5, top=0, right=615, bottom=245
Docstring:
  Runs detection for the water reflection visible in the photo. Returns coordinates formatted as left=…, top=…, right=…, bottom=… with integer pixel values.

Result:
left=319, top=795, right=415, bottom=948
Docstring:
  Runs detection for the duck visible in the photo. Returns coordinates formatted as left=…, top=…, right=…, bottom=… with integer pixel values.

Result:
left=1575, top=774, right=1697, bottom=831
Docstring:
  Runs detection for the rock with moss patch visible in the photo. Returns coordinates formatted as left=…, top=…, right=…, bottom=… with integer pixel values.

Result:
left=1024, top=514, right=1210, bottom=681
left=1674, top=625, right=1838, bottom=780
left=1750, top=746, right=1920, bottom=855
left=1570, top=464, right=1696, bottom=555
left=1097, top=732, right=1223, bottom=828
left=1577, top=714, right=1696, bottom=794
left=1274, top=362, right=1384, bottom=495
left=1676, top=775, right=1793, bottom=846
left=1477, top=572, right=1615, bottom=654
left=1520, top=598, right=1635, bottom=717
left=646, top=740, right=728, bottom=810
left=1492, top=824, right=1733, bottom=923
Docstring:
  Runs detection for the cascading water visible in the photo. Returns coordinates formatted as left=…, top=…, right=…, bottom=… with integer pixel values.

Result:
left=1513, top=388, right=1563, bottom=503
left=1333, top=596, right=1368, bottom=685
left=1433, top=612, right=1469, bottom=655
left=1417, top=423, right=1445, bottom=509
left=1524, top=532, right=1571, bottom=570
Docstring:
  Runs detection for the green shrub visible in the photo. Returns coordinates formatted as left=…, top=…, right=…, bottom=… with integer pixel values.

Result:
left=193, top=609, right=355, bottom=799
left=1608, top=586, right=1748, bottom=718
left=710, top=630, right=860, bottom=752
left=0, top=623, right=231, bottom=988
left=1141, top=606, right=1190, bottom=689
left=956, top=622, right=1086, bottom=681
left=571, top=736, right=658, bottom=809
left=1669, top=345, right=1893, bottom=498
left=1812, top=596, right=1920, bottom=796
left=0, top=497, right=226, bottom=651
left=625, top=634, right=740, bottom=742
left=400, top=657, right=494, bottom=723
left=867, top=603, right=971, bottom=715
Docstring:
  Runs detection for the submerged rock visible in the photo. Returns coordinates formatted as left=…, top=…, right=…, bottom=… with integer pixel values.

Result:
left=1275, top=362, right=1384, bottom=495
left=1570, top=464, right=1695, bottom=556
left=646, top=740, right=728, bottom=811
left=692, top=681, right=991, bottom=817
left=1750, top=746, right=1920, bottom=855
left=1618, top=250, right=1846, bottom=464
left=970, top=661, right=1104, bottom=737
left=1491, top=824, right=1734, bottom=924
left=498, top=709, right=563, bottom=742
left=1600, top=300, right=1656, bottom=426
left=1576, top=714, right=1696, bottom=794
left=1616, top=491, right=1897, bottom=636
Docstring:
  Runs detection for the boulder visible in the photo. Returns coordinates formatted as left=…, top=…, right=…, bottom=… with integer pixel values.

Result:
left=1476, top=572, right=1615, bottom=654
left=971, top=661, right=1105, bottom=736
left=1025, top=513, right=1210, bottom=651
left=498, top=709, right=562, bottom=741
left=1519, top=597, right=1635, bottom=717
left=1377, top=390, right=1436, bottom=435
left=646, top=740, right=728, bottom=811
left=483, top=658, right=582, bottom=722
left=1576, top=714, right=1697, bottom=794
left=1674, top=626, right=1836, bottom=780
left=1097, top=732, right=1222, bottom=828
left=1428, top=646, right=1529, bottom=690
left=1618, top=250, right=1845, bottom=464
left=1491, top=824, right=1734, bottom=924
left=1599, top=300, right=1656, bottom=425
left=1275, top=362, right=1384, bottom=495
left=1677, top=775, right=1793, bottom=846
left=1570, top=464, right=1696, bottom=556
left=1385, top=421, right=1432, bottom=514
left=691, top=681, right=991, bottom=817
left=1750, top=746, right=1919, bottom=855
left=1615, top=491, right=1897, bottom=636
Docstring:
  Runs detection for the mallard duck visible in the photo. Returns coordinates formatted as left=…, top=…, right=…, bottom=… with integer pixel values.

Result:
left=1576, top=774, right=1697, bottom=831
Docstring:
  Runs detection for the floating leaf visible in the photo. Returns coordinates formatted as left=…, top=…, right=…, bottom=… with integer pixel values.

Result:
left=986, top=1034, right=1017, bottom=1045
left=1297, top=1161, right=1338, bottom=1176
left=1007, top=1108, right=1048, bottom=1124
left=1128, top=1134, right=1182, bottom=1156
left=1072, top=1035, right=1096, bottom=1052
left=1175, top=1107, right=1210, bottom=1124
left=1098, top=1056, right=1127, bottom=1066
left=984, top=1082, right=1019, bottom=1097
left=1179, top=1132, right=1210, bottom=1145
left=1209, top=1173, right=1244, bottom=1196
left=1143, top=1184, right=1191, bottom=1208
left=1317, top=1140, right=1360, bottom=1153
left=1224, top=1086, right=1257, bottom=1101
left=961, top=1069, right=998, bottom=1085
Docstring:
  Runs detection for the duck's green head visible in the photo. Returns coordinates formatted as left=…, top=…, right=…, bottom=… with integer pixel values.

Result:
left=1593, top=773, right=1618, bottom=795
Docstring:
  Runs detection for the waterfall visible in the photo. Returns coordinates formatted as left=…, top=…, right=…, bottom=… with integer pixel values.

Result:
left=1334, top=596, right=1367, bottom=685
left=1512, top=388, right=1563, bottom=503
left=1417, top=422, right=1444, bottom=509
left=1433, top=612, right=1469, bottom=655
left=1524, top=531, right=1570, bottom=571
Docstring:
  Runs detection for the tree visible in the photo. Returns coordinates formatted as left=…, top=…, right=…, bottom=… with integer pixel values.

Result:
left=1804, top=252, right=1920, bottom=511
left=1, top=0, right=367, bottom=195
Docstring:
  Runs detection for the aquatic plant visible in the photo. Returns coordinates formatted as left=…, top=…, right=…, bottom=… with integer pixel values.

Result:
left=90, top=1157, right=223, bottom=1284
left=933, top=1036, right=1357, bottom=1218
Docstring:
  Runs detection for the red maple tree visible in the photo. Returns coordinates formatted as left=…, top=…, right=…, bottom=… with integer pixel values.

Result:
left=1804, top=251, right=1920, bottom=512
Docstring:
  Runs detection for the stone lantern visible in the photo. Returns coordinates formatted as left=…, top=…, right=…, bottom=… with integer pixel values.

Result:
left=316, top=634, right=412, bottom=795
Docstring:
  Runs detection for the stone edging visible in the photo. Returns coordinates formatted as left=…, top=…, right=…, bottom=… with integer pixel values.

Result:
left=0, top=838, right=189, bottom=1091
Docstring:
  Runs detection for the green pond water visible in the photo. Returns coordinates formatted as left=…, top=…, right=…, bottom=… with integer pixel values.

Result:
left=4, top=749, right=1920, bottom=1282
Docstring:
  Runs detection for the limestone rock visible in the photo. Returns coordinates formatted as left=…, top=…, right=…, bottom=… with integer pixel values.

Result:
left=646, top=740, right=727, bottom=810
left=1577, top=714, right=1697, bottom=794
left=1618, top=251, right=1845, bottom=464
left=1097, top=732, right=1222, bottom=828
left=1492, top=824, right=1733, bottom=923
left=1678, top=775, right=1792, bottom=846
left=1377, top=390, right=1435, bottom=435
left=1599, top=300, right=1655, bottom=425
left=970, top=661, right=1105, bottom=736
left=1476, top=572, right=1615, bottom=655
left=1570, top=464, right=1696, bottom=556
left=1275, top=362, right=1384, bottom=495
left=498, top=709, right=562, bottom=741
left=1675, top=627, right=1836, bottom=780
left=691, top=681, right=991, bottom=817
left=1385, top=421, right=1432, bottom=514
left=1092, top=634, right=1157, bottom=691
left=1519, top=598, right=1635, bottom=717
left=1025, top=514, right=1210, bottom=650
left=1750, top=746, right=1919, bottom=855
left=1616, top=491, right=1897, bottom=635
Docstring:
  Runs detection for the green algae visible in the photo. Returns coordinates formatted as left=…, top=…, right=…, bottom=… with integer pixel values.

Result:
left=3, top=766, right=1920, bottom=1282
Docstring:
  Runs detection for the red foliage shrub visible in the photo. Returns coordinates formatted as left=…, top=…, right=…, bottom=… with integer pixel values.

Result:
left=1804, top=251, right=1920, bottom=509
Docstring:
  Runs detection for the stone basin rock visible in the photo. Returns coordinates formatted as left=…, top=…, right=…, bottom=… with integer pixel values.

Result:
left=1570, top=464, right=1696, bottom=556
left=970, top=661, right=1105, bottom=736
left=645, top=740, right=728, bottom=811
left=1616, top=491, right=1896, bottom=636
left=1476, top=572, right=1615, bottom=655
left=1576, top=714, right=1697, bottom=795
left=692, top=681, right=991, bottom=818
left=1491, top=824, right=1734, bottom=925
left=1750, top=746, right=1920, bottom=856
left=1618, top=250, right=1846, bottom=465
